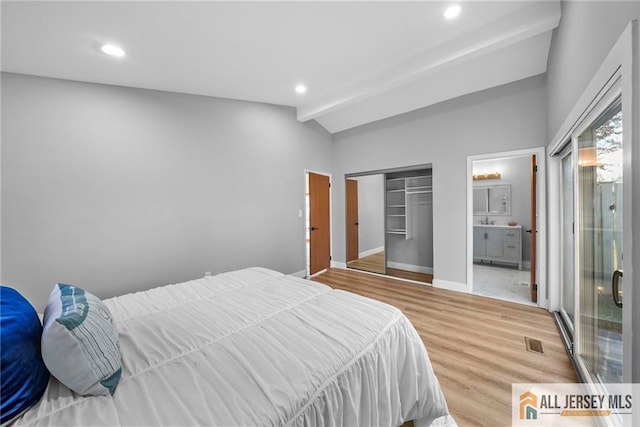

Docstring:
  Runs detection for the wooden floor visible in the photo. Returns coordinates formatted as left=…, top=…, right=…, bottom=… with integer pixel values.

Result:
left=347, top=251, right=433, bottom=283
left=347, top=251, right=386, bottom=274
left=386, top=267, right=433, bottom=284
left=312, top=268, right=577, bottom=427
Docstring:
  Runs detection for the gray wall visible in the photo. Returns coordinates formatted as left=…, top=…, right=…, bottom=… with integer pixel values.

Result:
left=1, top=72, right=332, bottom=309
left=546, top=1, right=640, bottom=140
left=332, top=75, right=548, bottom=287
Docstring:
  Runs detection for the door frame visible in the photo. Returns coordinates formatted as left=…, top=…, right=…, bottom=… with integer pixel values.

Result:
left=466, top=146, right=547, bottom=308
left=304, top=170, right=332, bottom=277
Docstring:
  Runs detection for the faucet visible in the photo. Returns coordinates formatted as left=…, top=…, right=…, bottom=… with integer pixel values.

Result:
left=479, top=216, right=496, bottom=225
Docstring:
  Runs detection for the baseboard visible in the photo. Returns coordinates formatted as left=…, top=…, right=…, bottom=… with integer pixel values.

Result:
left=386, top=261, right=433, bottom=275
left=300, top=261, right=347, bottom=278
left=291, top=269, right=307, bottom=278
left=432, top=278, right=469, bottom=293
left=359, top=246, right=384, bottom=258
left=331, top=260, right=347, bottom=269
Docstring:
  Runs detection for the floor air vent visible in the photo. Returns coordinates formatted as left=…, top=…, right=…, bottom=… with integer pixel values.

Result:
left=525, top=337, right=544, bottom=354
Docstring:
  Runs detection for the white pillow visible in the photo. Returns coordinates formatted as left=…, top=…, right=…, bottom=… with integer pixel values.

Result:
left=41, top=283, right=122, bottom=396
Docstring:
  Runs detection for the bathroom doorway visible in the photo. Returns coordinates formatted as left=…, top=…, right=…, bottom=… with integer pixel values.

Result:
left=467, top=148, right=546, bottom=307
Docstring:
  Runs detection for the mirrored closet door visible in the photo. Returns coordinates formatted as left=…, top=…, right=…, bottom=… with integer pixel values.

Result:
left=345, top=174, right=386, bottom=275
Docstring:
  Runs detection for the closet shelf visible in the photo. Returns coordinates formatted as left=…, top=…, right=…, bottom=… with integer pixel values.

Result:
left=385, top=169, right=432, bottom=242
left=406, top=186, right=432, bottom=192
left=386, top=229, right=406, bottom=235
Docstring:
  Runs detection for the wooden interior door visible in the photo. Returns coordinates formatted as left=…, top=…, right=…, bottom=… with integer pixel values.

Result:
left=309, top=172, right=330, bottom=275
left=529, top=154, right=537, bottom=303
left=346, top=179, right=359, bottom=263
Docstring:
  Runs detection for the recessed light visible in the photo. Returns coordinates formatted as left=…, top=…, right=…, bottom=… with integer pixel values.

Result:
left=295, top=84, right=307, bottom=95
left=101, top=44, right=126, bottom=58
left=444, top=5, right=461, bottom=20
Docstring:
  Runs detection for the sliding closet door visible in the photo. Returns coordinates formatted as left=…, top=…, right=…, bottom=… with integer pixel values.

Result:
left=576, top=96, right=624, bottom=384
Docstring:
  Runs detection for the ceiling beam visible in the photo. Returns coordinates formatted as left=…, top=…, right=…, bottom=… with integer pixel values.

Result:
left=297, top=1, right=560, bottom=131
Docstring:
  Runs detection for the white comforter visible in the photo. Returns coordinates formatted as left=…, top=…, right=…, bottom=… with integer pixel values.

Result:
left=16, top=268, right=455, bottom=426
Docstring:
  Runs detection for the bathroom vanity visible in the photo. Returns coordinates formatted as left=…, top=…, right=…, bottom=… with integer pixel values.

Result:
left=473, top=224, right=522, bottom=270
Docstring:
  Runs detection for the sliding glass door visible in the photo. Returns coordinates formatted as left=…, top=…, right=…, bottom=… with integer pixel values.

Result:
left=553, top=24, right=635, bottom=398
left=576, top=97, right=624, bottom=384
left=560, top=148, right=574, bottom=331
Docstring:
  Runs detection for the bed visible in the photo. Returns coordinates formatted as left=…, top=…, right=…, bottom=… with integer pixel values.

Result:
left=8, top=267, right=456, bottom=426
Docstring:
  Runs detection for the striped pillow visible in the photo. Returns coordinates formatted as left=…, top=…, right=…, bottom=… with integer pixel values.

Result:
left=41, top=284, right=122, bottom=396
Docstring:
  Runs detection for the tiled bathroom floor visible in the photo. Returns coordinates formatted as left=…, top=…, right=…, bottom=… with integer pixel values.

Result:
left=472, top=263, right=536, bottom=306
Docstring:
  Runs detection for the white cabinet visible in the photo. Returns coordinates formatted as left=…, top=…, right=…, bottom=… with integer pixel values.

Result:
left=473, top=225, right=522, bottom=270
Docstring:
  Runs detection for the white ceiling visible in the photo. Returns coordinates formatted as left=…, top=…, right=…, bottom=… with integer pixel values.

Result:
left=1, top=1, right=560, bottom=134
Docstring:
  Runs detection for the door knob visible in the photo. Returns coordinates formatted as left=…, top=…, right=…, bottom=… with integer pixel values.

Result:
left=310, top=226, right=319, bottom=231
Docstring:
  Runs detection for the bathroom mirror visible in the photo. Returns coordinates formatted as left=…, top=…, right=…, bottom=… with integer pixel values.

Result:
left=473, top=184, right=511, bottom=215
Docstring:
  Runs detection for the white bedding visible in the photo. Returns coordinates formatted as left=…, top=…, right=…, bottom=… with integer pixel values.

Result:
left=15, top=268, right=456, bottom=426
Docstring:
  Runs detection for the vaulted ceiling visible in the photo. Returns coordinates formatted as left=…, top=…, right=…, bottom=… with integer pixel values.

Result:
left=1, top=1, right=560, bottom=134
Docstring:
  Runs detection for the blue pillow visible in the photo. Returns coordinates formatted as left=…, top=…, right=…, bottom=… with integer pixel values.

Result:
left=41, top=283, right=122, bottom=396
left=1, top=286, right=50, bottom=424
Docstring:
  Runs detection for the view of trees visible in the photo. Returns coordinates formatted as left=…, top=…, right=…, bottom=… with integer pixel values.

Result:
left=595, top=109, right=623, bottom=183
